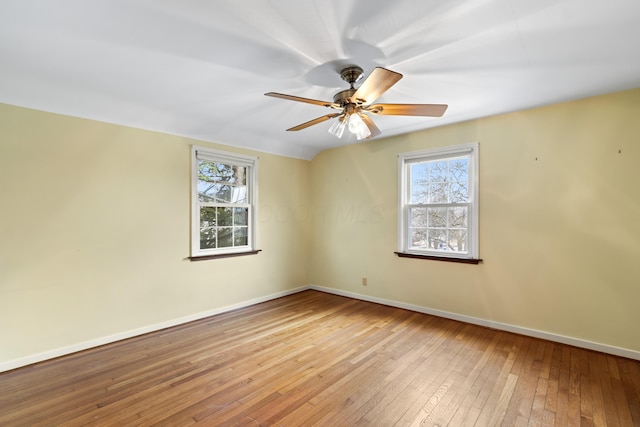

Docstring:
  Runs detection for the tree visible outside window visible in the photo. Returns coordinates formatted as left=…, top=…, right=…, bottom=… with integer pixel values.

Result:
left=192, top=147, right=258, bottom=257
left=398, top=143, right=479, bottom=260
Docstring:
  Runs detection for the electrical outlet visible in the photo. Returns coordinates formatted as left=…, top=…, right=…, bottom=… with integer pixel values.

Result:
left=362, top=277, right=368, bottom=286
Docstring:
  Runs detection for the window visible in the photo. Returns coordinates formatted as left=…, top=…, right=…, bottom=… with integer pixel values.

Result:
left=398, top=143, right=479, bottom=261
left=191, top=146, right=258, bottom=258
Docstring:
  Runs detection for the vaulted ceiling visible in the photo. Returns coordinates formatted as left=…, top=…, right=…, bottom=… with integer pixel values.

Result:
left=2, top=0, right=640, bottom=159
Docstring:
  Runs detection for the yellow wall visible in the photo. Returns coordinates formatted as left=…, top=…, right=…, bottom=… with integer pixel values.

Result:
left=309, top=89, right=640, bottom=353
left=2, top=88, right=639, bottom=368
left=0, top=104, right=310, bottom=366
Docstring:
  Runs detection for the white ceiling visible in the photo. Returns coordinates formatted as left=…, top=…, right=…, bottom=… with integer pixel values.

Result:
left=1, top=0, right=640, bottom=160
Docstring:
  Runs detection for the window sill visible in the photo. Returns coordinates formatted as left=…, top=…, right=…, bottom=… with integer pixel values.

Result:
left=394, top=251, right=482, bottom=264
left=190, top=249, right=262, bottom=261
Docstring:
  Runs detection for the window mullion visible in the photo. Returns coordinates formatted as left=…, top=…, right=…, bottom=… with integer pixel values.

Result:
left=406, top=202, right=468, bottom=209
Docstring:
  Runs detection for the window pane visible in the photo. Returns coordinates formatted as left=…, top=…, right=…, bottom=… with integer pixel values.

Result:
left=200, top=207, right=217, bottom=249
left=198, top=183, right=216, bottom=203
left=234, top=208, right=248, bottom=226
left=448, top=207, right=468, bottom=228
left=199, top=208, right=215, bottom=249
left=410, top=228, right=427, bottom=249
left=448, top=158, right=468, bottom=182
left=428, top=229, right=446, bottom=250
left=429, top=161, right=447, bottom=182
left=217, top=227, right=233, bottom=248
left=215, top=184, right=232, bottom=203
left=200, top=207, right=216, bottom=227
left=198, top=161, right=224, bottom=202
left=230, top=165, right=247, bottom=186
left=410, top=163, right=429, bottom=204
left=230, top=186, right=248, bottom=204
left=217, top=207, right=233, bottom=227
left=427, top=207, right=447, bottom=228
left=449, top=182, right=468, bottom=202
left=200, top=229, right=216, bottom=249
left=409, top=207, right=428, bottom=249
left=428, top=182, right=448, bottom=203
left=410, top=208, right=427, bottom=227
left=448, top=229, right=468, bottom=252
left=234, top=227, right=248, bottom=246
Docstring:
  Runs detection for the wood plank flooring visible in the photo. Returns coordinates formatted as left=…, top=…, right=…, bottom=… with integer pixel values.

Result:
left=1, top=290, right=639, bottom=426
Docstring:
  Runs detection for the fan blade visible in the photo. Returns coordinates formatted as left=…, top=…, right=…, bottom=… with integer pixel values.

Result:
left=360, top=114, right=381, bottom=138
left=367, top=103, right=448, bottom=117
left=351, top=67, right=402, bottom=105
left=265, top=92, right=336, bottom=108
left=286, top=113, right=342, bottom=131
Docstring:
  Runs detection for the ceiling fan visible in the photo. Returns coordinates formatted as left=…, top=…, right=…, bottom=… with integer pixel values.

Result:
left=265, top=66, right=448, bottom=140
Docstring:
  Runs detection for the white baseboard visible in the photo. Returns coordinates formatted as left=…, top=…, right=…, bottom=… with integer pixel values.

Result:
left=3, top=284, right=638, bottom=373
left=308, top=285, right=640, bottom=361
left=0, top=286, right=308, bottom=373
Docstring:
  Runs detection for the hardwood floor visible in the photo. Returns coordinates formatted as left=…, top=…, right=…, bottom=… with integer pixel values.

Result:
left=1, top=290, right=639, bottom=426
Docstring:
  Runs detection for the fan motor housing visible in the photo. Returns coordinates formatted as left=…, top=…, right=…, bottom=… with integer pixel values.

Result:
left=333, top=89, right=357, bottom=106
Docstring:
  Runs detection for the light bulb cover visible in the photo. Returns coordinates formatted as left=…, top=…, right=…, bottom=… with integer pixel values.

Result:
left=348, top=113, right=371, bottom=140
left=328, top=116, right=347, bottom=138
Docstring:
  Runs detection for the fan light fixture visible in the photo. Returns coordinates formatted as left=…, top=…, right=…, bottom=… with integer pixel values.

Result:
left=348, top=113, right=371, bottom=139
left=328, top=112, right=371, bottom=140
left=327, top=116, right=346, bottom=138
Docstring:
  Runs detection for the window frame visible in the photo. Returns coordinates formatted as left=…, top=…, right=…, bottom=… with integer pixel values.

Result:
left=398, top=142, right=479, bottom=261
left=191, top=146, right=259, bottom=258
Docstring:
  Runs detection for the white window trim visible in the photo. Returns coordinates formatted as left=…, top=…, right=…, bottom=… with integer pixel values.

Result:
left=191, top=146, right=259, bottom=258
left=398, top=142, right=479, bottom=260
